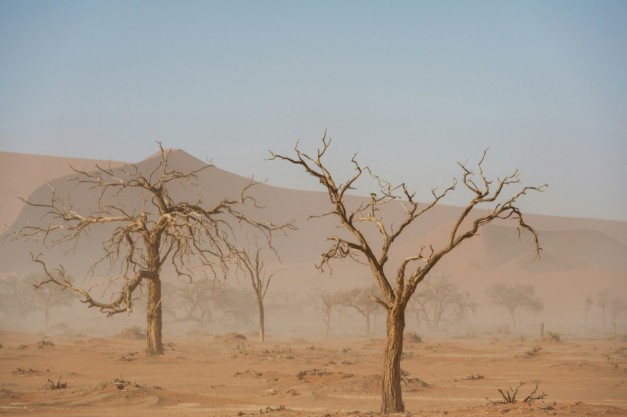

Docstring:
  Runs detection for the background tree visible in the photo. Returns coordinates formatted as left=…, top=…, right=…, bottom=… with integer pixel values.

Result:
left=18, top=145, right=287, bottom=355
left=316, top=290, right=342, bottom=336
left=213, top=286, right=257, bottom=328
left=486, top=282, right=544, bottom=328
left=338, top=285, right=381, bottom=336
left=271, top=134, right=544, bottom=413
left=611, top=296, right=627, bottom=329
left=164, top=278, right=215, bottom=326
left=597, top=289, right=609, bottom=330
left=584, top=294, right=593, bottom=330
left=0, top=273, right=76, bottom=328
left=0, top=274, right=36, bottom=320
left=231, top=242, right=282, bottom=343
left=408, top=274, right=477, bottom=331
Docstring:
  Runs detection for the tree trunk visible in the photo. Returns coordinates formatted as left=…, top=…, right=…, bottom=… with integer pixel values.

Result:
left=257, top=295, right=265, bottom=343
left=44, top=306, right=50, bottom=329
left=324, top=308, right=331, bottom=336
left=146, top=276, right=164, bottom=355
left=381, top=304, right=405, bottom=413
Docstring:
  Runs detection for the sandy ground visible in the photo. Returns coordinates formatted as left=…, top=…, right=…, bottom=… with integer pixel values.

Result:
left=1, top=330, right=626, bottom=417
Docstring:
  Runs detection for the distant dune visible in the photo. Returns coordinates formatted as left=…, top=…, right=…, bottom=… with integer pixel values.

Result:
left=0, top=151, right=127, bottom=233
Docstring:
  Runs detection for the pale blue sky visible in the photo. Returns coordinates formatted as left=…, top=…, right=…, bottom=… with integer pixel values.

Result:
left=1, top=1, right=626, bottom=221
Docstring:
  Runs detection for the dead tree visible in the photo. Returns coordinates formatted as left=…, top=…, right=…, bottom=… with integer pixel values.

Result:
left=611, top=296, right=627, bottom=329
left=486, top=282, right=543, bottom=328
left=338, top=285, right=381, bottom=336
left=231, top=242, right=282, bottom=343
left=317, top=290, right=342, bottom=336
left=408, top=274, right=477, bottom=331
left=597, top=289, right=610, bottom=330
left=584, top=294, right=593, bottom=330
left=17, top=145, right=289, bottom=355
left=270, top=133, right=545, bottom=413
left=163, top=279, right=216, bottom=325
left=0, top=273, right=76, bottom=328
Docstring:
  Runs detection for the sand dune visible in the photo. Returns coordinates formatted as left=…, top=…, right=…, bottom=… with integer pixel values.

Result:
left=0, top=152, right=127, bottom=233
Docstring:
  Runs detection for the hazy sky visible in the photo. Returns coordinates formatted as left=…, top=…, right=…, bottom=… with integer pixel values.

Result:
left=1, top=1, right=626, bottom=221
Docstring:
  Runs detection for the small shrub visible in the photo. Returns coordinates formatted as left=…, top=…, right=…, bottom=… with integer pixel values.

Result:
left=115, top=326, right=145, bottom=340
left=463, top=374, right=485, bottom=380
left=46, top=377, right=67, bottom=390
left=406, top=332, right=423, bottom=343
left=37, top=339, right=55, bottom=348
left=489, top=382, right=547, bottom=404
left=543, top=332, right=561, bottom=342
left=523, top=346, right=542, bottom=357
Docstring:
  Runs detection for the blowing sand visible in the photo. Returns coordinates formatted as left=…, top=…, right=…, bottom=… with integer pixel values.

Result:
left=1, top=330, right=625, bottom=416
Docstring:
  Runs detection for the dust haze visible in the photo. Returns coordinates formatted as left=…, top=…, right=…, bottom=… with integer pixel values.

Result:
left=0, top=150, right=626, bottom=416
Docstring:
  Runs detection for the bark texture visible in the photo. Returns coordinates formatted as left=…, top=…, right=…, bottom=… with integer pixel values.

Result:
left=381, top=305, right=406, bottom=413
left=146, top=276, right=164, bottom=355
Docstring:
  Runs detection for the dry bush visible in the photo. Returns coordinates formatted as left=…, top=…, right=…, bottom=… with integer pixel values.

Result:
left=490, top=382, right=547, bottom=404
left=115, top=326, right=146, bottom=340
left=13, top=368, right=39, bottom=375
left=523, top=346, right=542, bottom=357
left=406, top=332, right=423, bottom=343
left=37, top=339, right=54, bottom=348
left=463, top=374, right=485, bottom=380
left=46, top=377, right=67, bottom=390
left=543, top=331, right=562, bottom=342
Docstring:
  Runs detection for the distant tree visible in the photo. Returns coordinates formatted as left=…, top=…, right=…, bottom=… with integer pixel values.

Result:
left=316, top=290, right=342, bottom=336
left=231, top=242, right=282, bottom=343
left=18, top=145, right=289, bottom=355
left=338, top=285, right=381, bottom=336
left=584, top=295, right=593, bottom=330
left=271, top=134, right=544, bottom=413
left=164, top=279, right=215, bottom=325
left=0, top=273, right=76, bottom=328
left=611, top=297, right=627, bottom=329
left=213, top=286, right=257, bottom=327
left=0, top=274, right=35, bottom=319
left=486, top=282, right=543, bottom=328
left=408, top=274, right=477, bottom=331
left=597, top=289, right=610, bottom=330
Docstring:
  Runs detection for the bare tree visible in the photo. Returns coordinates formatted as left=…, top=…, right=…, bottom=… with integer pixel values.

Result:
left=231, top=242, right=282, bottom=343
left=0, top=274, right=36, bottom=320
left=163, top=278, right=215, bottom=325
left=17, top=145, right=288, bottom=355
left=316, top=290, right=342, bottom=336
left=213, top=285, right=257, bottom=327
left=486, top=282, right=543, bottom=328
left=0, top=273, right=76, bottom=328
left=584, top=294, right=593, bottom=330
left=408, top=274, right=477, bottom=331
left=270, top=133, right=545, bottom=413
left=611, top=297, right=627, bottom=329
left=338, top=285, right=381, bottom=336
left=597, top=289, right=609, bottom=330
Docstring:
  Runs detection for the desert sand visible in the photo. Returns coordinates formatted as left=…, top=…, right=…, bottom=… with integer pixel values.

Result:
left=1, top=330, right=626, bottom=416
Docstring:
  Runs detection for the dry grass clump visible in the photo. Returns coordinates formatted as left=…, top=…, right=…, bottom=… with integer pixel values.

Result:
left=406, top=332, right=423, bottom=343
left=543, top=331, right=562, bottom=342
left=489, top=381, right=547, bottom=404
left=114, top=326, right=146, bottom=340
left=46, top=377, right=67, bottom=390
